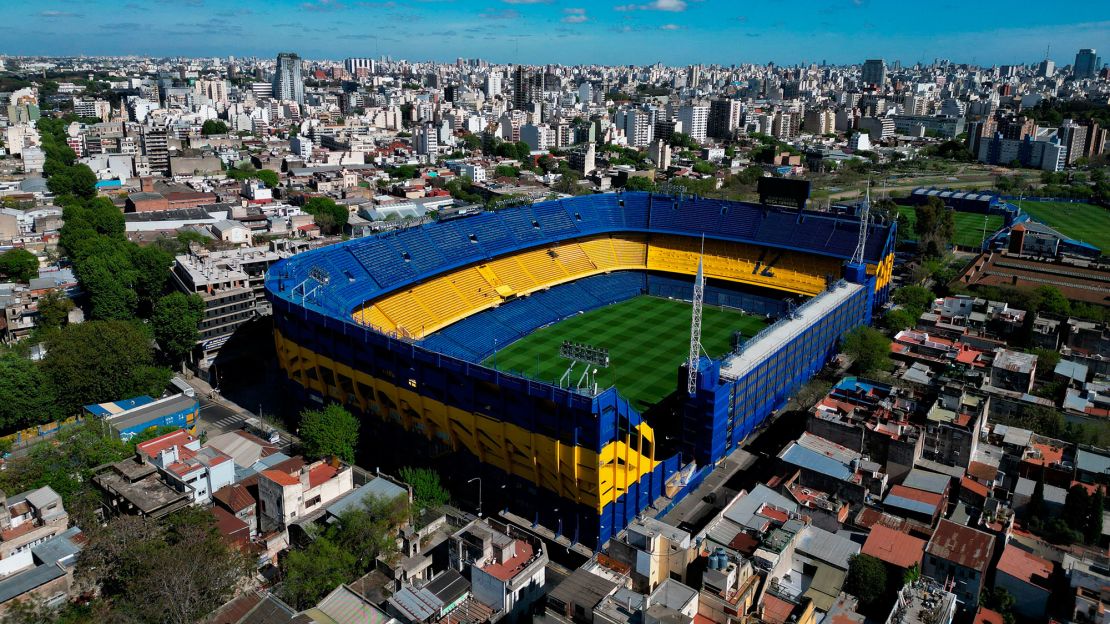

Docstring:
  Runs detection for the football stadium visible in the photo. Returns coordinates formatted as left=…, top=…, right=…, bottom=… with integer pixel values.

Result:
left=264, top=191, right=895, bottom=547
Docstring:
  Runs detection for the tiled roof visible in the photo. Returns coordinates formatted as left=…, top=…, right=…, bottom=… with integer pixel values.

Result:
left=861, top=525, right=926, bottom=569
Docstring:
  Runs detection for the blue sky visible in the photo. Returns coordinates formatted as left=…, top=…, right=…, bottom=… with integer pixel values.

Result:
left=6, top=0, right=1108, bottom=67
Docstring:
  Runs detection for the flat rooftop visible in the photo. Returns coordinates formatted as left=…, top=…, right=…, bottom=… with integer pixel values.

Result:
left=721, top=282, right=863, bottom=380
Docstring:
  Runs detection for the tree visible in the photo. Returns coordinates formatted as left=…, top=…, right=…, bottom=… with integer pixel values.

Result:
left=201, top=119, right=228, bottom=136
left=77, top=508, right=253, bottom=624
left=36, top=289, right=74, bottom=331
left=254, top=168, right=280, bottom=188
left=330, top=494, right=409, bottom=571
left=151, top=292, right=205, bottom=365
left=302, top=196, right=348, bottom=234
left=624, top=176, right=656, bottom=192
left=891, top=285, right=935, bottom=317
left=882, top=308, right=917, bottom=332
left=1085, top=488, right=1104, bottom=544
left=982, top=587, right=1016, bottom=624
left=913, top=197, right=955, bottom=253
left=42, top=321, right=170, bottom=415
left=1063, top=484, right=1091, bottom=533
left=0, top=248, right=38, bottom=282
left=841, top=326, right=892, bottom=374
left=845, top=554, right=887, bottom=606
left=399, top=467, right=450, bottom=510
left=299, top=404, right=360, bottom=463
left=281, top=536, right=357, bottom=609
left=0, top=351, right=60, bottom=434
left=493, top=164, right=520, bottom=179
left=1031, top=285, right=1070, bottom=316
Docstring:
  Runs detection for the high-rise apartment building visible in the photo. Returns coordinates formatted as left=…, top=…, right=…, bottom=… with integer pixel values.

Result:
left=677, top=103, right=709, bottom=142
left=862, top=59, right=887, bottom=88
left=343, top=58, right=375, bottom=75
left=512, top=66, right=541, bottom=111
left=272, top=52, right=304, bottom=105
left=1073, top=49, right=1098, bottom=79
left=708, top=98, right=742, bottom=139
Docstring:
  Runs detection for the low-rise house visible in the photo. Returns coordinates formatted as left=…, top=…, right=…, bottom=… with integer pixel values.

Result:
left=450, top=519, right=548, bottom=623
left=994, top=544, right=1053, bottom=620
left=137, top=429, right=235, bottom=505
left=885, top=578, right=957, bottom=624
left=607, top=516, right=692, bottom=593
left=257, top=458, right=354, bottom=531
left=0, top=487, right=68, bottom=575
left=0, top=527, right=83, bottom=616
left=922, top=519, right=996, bottom=610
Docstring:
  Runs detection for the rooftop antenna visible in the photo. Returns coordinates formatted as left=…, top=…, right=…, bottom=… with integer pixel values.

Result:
left=687, top=235, right=705, bottom=396
left=851, top=179, right=870, bottom=265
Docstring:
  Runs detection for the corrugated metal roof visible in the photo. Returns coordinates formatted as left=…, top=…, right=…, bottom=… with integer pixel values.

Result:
left=883, top=494, right=938, bottom=517
left=902, top=469, right=950, bottom=495
left=778, top=443, right=854, bottom=482
left=794, top=525, right=859, bottom=570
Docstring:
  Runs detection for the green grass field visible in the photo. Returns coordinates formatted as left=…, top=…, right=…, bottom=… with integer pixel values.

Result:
left=897, top=206, right=1004, bottom=248
left=483, top=296, right=767, bottom=411
left=1013, top=201, right=1110, bottom=253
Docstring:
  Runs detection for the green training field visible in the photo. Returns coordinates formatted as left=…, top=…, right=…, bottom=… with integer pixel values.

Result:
left=483, top=295, right=768, bottom=411
left=897, top=206, right=1004, bottom=248
left=1013, top=200, right=1110, bottom=253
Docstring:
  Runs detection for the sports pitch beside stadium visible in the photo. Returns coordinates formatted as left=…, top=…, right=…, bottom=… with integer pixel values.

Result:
left=1013, top=201, right=1110, bottom=252
left=482, top=295, right=768, bottom=411
left=897, top=206, right=1004, bottom=248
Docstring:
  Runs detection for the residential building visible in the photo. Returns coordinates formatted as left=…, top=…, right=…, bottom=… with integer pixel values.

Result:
left=0, top=528, right=83, bottom=617
left=136, top=429, right=234, bottom=505
left=677, top=104, right=709, bottom=142
left=170, top=245, right=284, bottom=375
left=607, top=516, right=692, bottom=593
left=922, top=519, right=996, bottom=610
left=0, top=487, right=68, bottom=575
left=648, top=139, right=671, bottom=170
left=989, top=349, right=1037, bottom=394
left=923, top=385, right=987, bottom=470
left=273, top=52, right=304, bottom=105
left=257, top=458, right=354, bottom=530
left=450, top=519, right=548, bottom=623
left=569, top=143, right=596, bottom=176
left=994, top=544, right=1052, bottom=620
left=885, top=578, right=957, bottom=624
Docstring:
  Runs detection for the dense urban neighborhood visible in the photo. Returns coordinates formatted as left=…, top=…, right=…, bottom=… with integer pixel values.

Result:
left=0, top=14, right=1106, bottom=624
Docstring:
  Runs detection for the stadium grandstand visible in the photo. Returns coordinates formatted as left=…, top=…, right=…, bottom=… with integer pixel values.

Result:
left=265, top=191, right=895, bottom=547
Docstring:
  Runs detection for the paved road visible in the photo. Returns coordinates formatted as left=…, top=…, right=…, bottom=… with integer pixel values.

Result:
left=196, top=395, right=294, bottom=452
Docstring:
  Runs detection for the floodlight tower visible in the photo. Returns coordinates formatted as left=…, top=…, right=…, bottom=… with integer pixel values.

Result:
left=851, top=180, right=871, bottom=266
left=687, top=239, right=705, bottom=396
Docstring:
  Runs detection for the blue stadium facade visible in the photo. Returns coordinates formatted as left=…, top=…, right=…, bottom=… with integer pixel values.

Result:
left=265, top=191, right=895, bottom=546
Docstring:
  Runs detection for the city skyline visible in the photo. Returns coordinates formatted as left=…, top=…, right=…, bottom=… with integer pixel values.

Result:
left=5, top=0, right=1108, bottom=66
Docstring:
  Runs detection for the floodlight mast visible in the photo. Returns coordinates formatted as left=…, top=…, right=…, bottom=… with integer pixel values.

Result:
left=687, top=237, right=705, bottom=396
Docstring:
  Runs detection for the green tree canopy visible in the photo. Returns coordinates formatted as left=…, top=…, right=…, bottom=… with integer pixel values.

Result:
left=841, top=326, right=892, bottom=375
left=299, top=404, right=360, bottom=464
left=77, top=508, right=253, bottom=624
left=281, top=535, right=357, bottom=610
left=302, top=196, right=348, bottom=234
left=624, top=176, right=657, bottom=192
left=36, top=289, right=75, bottom=332
left=151, top=292, right=205, bottom=364
left=42, top=321, right=170, bottom=415
left=399, top=467, right=450, bottom=511
left=201, top=119, right=229, bottom=136
left=845, top=554, right=887, bottom=606
left=0, top=350, right=61, bottom=434
left=0, top=248, right=39, bottom=282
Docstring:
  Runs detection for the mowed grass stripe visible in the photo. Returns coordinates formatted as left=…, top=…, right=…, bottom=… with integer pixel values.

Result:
left=484, top=296, right=768, bottom=410
left=1014, top=201, right=1110, bottom=253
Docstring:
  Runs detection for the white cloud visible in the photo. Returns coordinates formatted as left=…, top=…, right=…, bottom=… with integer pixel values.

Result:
left=562, top=7, right=588, bottom=23
left=660, top=23, right=682, bottom=29
left=616, top=0, right=687, bottom=11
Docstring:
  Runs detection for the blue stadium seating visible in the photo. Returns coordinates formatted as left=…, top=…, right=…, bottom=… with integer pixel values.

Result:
left=622, top=193, right=651, bottom=228
left=500, top=206, right=545, bottom=243
left=534, top=202, right=580, bottom=237
left=349, top=237, right=416, bottom=287
left=463, top=213, right=518, bottom=255
left=425, top=221, right=481, bottom=264
left=394, top=229, right=446, bottom=275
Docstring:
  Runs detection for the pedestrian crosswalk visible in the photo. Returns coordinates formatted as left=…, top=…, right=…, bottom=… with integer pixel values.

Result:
left=212, top=416, right=243, bottom=429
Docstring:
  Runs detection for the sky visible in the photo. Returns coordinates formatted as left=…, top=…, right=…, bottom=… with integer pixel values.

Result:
left=5, top=0, right=1108, bottom=67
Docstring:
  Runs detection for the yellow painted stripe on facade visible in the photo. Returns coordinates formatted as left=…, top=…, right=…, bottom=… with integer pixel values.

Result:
left=273, top=329, right=660, bottom=514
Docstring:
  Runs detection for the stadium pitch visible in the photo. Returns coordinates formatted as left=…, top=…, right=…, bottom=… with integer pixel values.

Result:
left=1014, top=200, right=1110, bottom=252
left=483, top=295, right=768, bottom=410
left=898, top=205, right=1004, bottom=248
